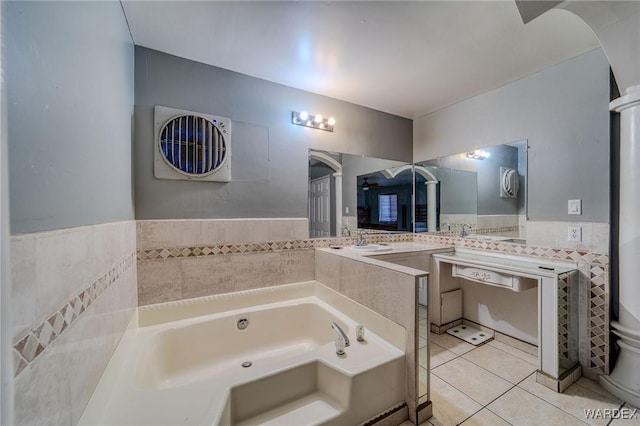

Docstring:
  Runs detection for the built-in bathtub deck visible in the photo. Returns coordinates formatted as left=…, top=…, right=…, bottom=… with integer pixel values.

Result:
left=78, top=281, right=407, bottom=426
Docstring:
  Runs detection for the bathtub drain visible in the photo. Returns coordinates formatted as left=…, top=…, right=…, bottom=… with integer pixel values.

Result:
left=241, top=361, right=252, bottom=368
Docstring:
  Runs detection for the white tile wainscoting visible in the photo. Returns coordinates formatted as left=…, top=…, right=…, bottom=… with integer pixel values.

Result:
left=9, top=218, right=610, bottom=426
left=10, top=221, right=138, bottom=426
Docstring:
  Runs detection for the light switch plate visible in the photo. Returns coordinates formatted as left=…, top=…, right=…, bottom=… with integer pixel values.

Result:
left=568, top=226, right=582, bottom=242
left=568, top=199, right=582, bottom=215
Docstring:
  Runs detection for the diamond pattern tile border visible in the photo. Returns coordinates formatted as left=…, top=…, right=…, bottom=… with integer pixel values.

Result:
left=136, top=233, right=415, bottom=261
left=13, top=252, right=136, bottom=377
left=135, top=230, right=610, bottom=374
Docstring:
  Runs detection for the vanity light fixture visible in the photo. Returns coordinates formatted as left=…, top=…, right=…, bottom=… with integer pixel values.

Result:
left=467, top=150, right=490, bottom=160
left=291, top=111, right=335, bottom=132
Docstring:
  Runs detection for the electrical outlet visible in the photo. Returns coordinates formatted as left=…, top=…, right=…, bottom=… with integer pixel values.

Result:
left=568, top=226, right=582, bottom=242
left=568, top=199, right=582, bottom=215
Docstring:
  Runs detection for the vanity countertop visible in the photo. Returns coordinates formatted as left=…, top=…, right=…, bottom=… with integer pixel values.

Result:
left=317, top=242, right=453, bottom=277
left=433, top=249, right=577, bottom=278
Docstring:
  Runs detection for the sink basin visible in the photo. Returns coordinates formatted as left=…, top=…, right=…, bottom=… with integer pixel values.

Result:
left=348, top=244, right=393, bottom=253
left=465, top=234, right=494, bottom=240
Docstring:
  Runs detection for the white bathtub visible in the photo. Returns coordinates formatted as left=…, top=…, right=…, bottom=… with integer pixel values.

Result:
left=79, top=281, right=406, bottom=426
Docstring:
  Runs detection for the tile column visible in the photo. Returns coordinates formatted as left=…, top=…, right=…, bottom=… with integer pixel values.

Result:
left=334, top=172, right=342, bottom=235
left=426, top=181, right=438, bottom=232
left=600, top=86, right=640, bottom=406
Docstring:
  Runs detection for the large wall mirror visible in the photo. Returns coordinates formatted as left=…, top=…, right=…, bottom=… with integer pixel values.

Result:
left=415, top=140, right=528, bottom=241
left=309, top=149, right=412, bottom=238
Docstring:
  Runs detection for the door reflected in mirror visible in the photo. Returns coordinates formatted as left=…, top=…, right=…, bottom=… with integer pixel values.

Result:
left=309, top=150, right=412, bottom=238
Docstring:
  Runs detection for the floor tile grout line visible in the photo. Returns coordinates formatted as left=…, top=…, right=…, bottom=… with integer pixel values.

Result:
left=515, top=377, right=592, bottom=425
left=570, top=379, right=623, bottom=405
left=451, top=374, right=525, bottom=425
left=428, top=349, right=462, bottom=370
left=482, top=338, right=538, bottom=367
left=429, top=333, right=622, bottom=426
left=456, top=348, right=536, bottom=387
left=484, top=406, right=516, bottom=425
left=431, top=356, right=529, bottom=422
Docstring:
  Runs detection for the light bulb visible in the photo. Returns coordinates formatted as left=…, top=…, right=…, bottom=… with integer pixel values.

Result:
left=327, top=117, right=336, bottom=126
left=299, top=111, right=309, bottom=121
left=306, top=120, right=312, bottom=126
left=314, top=114, right=323, bottom=123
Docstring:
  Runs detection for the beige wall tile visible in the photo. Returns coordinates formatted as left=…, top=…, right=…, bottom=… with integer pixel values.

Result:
left=366, top=266, right=415, bottom=328
left=13, top=346, right=72, bottom=426
left=12, top=247, right=136, bottom=426
left=136, top=218, right=309, bottom=249
left=338, top=257, right=368, bottom=307
left=11, top=221, right=136, bottom=340
left=137, top=258, right=182, bottom=305
left=281, top=250, right=315, bottom=283
left=10, top=237, right=37, bottom=340
left=229, top=251, right=284, bottom=291
left=526, top=221, right=609, bottom=253
left=180, top=255, right=235, bottom=299
left=314, top=250, right=340, bottom=290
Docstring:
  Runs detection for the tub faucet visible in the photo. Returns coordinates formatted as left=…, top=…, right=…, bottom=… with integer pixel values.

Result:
left=460, top=224, right=470, bottom=238
left=331, top=321, right=350, bottom=355
left=355, top=229, right=368, bottom=246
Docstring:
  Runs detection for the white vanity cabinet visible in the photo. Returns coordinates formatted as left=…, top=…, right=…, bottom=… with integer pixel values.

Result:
left=432, top=249, right=579, bottom=390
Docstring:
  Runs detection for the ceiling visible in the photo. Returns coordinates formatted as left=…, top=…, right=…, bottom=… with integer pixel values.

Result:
left=121, top=1, right=600, bottom=119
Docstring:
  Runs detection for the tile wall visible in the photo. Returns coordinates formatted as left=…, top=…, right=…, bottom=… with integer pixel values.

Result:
left=136, top=220, right=610, bottom=379
left=136, top=219, right=413, bottom=305
left=315, top=249, right=422, bottom=418
left=10, top=221, right=137, bottom=426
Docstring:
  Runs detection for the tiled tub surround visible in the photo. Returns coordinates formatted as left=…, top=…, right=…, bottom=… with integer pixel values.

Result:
left=136, top=218, right=311, bottom=250
left=10, top=221, right=138, bottom=425
left=79, top=282, right=407, bottom=426
left=315, top=243, right=448, bottom=424
left=136, top=219, right=413, bottom=306
left=137, top=219, right=609, bottom=378
left=135, top=220, right=609, bottom=390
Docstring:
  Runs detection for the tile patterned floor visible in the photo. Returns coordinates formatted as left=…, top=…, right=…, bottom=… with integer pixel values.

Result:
left=409, top=307, right=637, bottom=425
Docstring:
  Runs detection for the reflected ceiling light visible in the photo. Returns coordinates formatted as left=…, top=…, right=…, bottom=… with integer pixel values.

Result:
left=361, top=177, right=370, bottom=191
left=467, top=150, right=490, bottom=160
left=291, top=111, right=335, bottom=132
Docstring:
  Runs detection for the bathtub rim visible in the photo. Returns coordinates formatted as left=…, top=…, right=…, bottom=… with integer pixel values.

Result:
left=138, top=280, right=406, bottom=351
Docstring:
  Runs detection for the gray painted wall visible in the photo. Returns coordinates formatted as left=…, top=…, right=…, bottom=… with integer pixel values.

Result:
left=431, top=168, right=478, bottom=215
left=414, top=49, right=610, bottom=222
left=1, top=2, right=14, bottom=420
left=5, top=1, right=135, bottom=235
left=135, top=47, right=412, bottom=220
